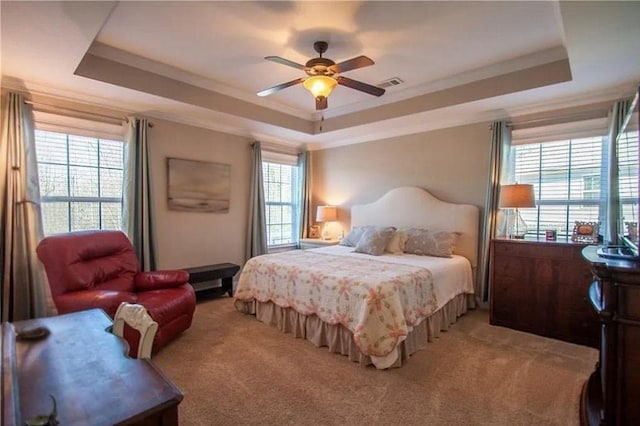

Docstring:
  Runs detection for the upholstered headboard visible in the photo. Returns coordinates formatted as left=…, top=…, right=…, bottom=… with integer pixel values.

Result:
left=351, top=187, right=480, bottom=269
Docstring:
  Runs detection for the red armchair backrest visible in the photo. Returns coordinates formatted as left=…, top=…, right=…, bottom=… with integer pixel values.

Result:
left=37, top=230, right=140, bottom=296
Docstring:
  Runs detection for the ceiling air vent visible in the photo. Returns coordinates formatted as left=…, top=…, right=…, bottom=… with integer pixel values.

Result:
left=377, top=77, right=404, bottom=88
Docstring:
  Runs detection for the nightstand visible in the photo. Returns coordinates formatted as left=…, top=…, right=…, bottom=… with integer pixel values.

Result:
left=299, top=238, right=340, bottom=249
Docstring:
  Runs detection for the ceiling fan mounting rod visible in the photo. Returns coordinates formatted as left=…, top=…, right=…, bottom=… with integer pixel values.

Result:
left=314, top=41, right=328, bottom=57
left=305, top=41, right=335, bottom=74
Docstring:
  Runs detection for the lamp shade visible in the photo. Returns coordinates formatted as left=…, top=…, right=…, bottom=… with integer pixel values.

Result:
left=303, top=76, right=337, bottom=99
left=499, top=184, right=536, bottom=208
left=316, top=205, right=337, bottom=222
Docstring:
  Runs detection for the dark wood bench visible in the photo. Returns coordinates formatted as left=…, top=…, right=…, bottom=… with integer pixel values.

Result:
left=184, top=263, right=240, bottom=297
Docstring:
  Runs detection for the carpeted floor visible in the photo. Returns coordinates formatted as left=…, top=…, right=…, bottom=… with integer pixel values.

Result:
left=153, top=295, right=597, bottom=426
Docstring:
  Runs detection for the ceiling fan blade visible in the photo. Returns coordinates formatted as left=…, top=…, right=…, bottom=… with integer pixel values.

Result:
left=316, top=96, right=328, bottom=110
left=329, top=55, right=374, bottom=74
left=265, top=56, right=307, bottom=71
left=336, top=76, right=385, bottom=97
left=257, top=78, right=305, bottom=97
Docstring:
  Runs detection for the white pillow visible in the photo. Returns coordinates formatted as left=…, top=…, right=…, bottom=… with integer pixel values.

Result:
left=340, top=226, right=372, bottom=247
left=385, top=230, right=408, bottom=254
left=404, top=228, right=460, bottom=258
left=354, top=227, right=396, bottom=256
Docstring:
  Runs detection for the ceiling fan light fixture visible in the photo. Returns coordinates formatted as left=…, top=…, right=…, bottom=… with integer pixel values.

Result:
left=303, top=75, right=337, bottom=99
left=259, top=41, right=383, bottom=110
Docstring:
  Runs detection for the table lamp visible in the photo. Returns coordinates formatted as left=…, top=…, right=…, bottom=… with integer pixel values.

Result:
left=499, top=184, right=536, bottom=239
left=316, top=205, right=337, bottom=240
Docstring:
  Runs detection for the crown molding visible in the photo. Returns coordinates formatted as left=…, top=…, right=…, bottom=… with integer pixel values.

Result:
left=4, top=73, right=635, bottom=154
left=1, top=76, right=134, bottom=116
left=142, top=109, right=308, bottom=149
left=504, top=83, right=636, bottom=118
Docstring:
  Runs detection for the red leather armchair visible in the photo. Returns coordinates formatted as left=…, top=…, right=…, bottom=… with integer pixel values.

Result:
left=36, top=230, right=196, bottom=356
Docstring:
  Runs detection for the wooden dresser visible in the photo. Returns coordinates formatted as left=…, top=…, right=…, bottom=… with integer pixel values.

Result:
left=580, top=245, right=640, bottom=426
left=2, top=309, right=182, bottom=425
left=490, top=238, right=599, bottom=347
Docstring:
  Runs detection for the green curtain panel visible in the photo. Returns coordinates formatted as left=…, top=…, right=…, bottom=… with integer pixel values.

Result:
left=478, top=121, right=512, bottom=302
left=124, top=117, right=157, bottom=271
left=0, top=92, right=53, bottom=321
left=246, top=142, right=267, bottom=259
left=605, top=100, right=632, bottom=245
left=298, top=150, right=312, bottom=240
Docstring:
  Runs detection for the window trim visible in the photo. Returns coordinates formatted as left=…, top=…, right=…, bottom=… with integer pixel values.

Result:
left=262, top=157, right=301, bottom=248
left=511, top=135, right=607, bottom=238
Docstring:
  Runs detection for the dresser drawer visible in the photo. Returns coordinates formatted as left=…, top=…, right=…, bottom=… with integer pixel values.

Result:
left=492, top=254, right=531, bottom=279
left=492, top=240, right=577, bottom=259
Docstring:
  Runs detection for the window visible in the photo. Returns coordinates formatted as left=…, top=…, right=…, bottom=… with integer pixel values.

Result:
left=262, top=157, right=300, bottom=247
left=583, top=175, right=600, bottom=200
left=35, top=130, right=124, bottom=235
left=617, top=126, right=639, bottom=232
left=512, top=136, right=605, bottom=238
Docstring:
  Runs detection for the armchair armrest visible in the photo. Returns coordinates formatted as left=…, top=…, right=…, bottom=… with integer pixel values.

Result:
left=134, top=270, right=190, bottom=292
left=55, top=290, right=136, bottom=317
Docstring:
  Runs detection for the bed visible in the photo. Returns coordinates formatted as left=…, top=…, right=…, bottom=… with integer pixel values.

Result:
left=234, top=187, right=479, bottom=369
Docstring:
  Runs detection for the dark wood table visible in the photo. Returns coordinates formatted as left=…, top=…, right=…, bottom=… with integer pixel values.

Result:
left=2, top=309, right=183, bottom=425
left=185, top=263, right=240, bottom=297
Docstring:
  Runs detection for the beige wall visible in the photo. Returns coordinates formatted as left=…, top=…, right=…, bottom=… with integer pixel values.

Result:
left=148, top=119, right=251, bottom=269
left=14, top=83, right=491, bottom=269
left=311, top=122, right=491, bottom=236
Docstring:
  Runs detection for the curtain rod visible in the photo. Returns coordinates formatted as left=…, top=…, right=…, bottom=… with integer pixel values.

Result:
left=24, top=100, right=129, bottom=123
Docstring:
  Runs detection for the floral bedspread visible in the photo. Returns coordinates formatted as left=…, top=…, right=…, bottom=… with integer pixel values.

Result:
left=234, top=250, right=437, bottom=361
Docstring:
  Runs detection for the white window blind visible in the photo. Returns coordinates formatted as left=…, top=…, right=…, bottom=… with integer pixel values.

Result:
left=262, top=151, right=301, bottom=247
left=513, top=136, right=606, bottom=238
left=35, top=129, right=124, bottom=235
left=618, top=125, right=639, bottom=235
left=33, top=110, right=125, bottom=140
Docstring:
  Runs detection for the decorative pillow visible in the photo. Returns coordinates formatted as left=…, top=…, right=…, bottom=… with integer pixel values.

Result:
left=385, top=230, right=408, bottom=254
left=404, top=228, right=460, bottom=258
left=355, top=227, right=396, bottom=256
left=340, top=226, right=371, bottom=247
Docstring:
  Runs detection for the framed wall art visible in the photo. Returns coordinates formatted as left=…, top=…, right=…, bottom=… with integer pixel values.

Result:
left=167, top=158, right=230, bottom=213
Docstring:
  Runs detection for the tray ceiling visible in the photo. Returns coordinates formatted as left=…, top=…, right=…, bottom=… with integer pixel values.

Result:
left=2, top=1, right=639, bottom=149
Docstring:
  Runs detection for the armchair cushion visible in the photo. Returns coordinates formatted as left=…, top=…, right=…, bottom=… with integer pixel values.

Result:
left=128, top=284, right=196, bottom=355
left=54, top=290, right=137, bottom=317
left=36, top=230, right=138, bottom=295
left=134, top=270, right=189, bottom=292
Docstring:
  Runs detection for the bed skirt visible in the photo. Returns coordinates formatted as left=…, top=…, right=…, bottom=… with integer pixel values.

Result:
left=234, top=293, right=474, bottom=368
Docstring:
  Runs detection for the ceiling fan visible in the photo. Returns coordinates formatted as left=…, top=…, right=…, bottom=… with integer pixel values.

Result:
left=257, top=41, right=385, bottom=110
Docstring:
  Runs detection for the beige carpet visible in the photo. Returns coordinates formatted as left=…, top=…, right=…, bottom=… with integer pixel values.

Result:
left=153, top=296, right=597, bottom=426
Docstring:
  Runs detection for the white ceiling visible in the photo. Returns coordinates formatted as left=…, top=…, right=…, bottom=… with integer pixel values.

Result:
left=2, top=1, right=640, bottom=149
